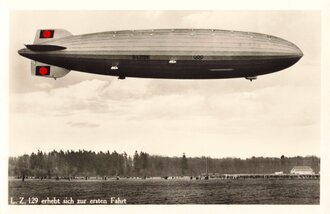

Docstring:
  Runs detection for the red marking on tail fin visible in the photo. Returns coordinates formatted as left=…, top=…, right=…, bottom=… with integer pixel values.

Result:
left=39, top=30, right=54, bottom=39
left=36, top=66, right=50, bottom=76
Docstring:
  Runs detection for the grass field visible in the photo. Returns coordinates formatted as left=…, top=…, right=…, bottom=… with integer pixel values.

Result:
left=8, top=178, right=319, bottom=204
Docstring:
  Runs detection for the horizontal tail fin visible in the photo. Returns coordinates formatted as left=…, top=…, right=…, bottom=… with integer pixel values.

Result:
left=25, top=44, right=67, bottom=52
left=34, top=29, right=72, bottom=44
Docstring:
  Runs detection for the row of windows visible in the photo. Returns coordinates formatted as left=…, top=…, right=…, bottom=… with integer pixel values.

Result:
left=132, top=55, right=150, bottom=60
left=131, top=55, right=204, bottom=60
left=193, top=55, right=204, bottom=60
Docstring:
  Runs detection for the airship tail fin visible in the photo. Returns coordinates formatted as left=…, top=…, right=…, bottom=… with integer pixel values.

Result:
left=33, top=29, right=72, bottom=44
left=25, top=44, right=67, bottom=52
left=31, top=61, right=70, bottom=79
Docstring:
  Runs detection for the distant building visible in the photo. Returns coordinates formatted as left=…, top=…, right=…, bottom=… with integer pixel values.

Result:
left=274, top=171, right=283, bottom=175
left=201, top=172, right=219, bottom=177
left=290, top=166, right=314, bottom=175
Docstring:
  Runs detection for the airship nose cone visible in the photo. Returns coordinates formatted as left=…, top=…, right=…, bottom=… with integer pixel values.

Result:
left=284, top=39, right=303, bottom=59
left=269, top=35, right=303, bottom=60
left=293, top=45, right=304, bottom=59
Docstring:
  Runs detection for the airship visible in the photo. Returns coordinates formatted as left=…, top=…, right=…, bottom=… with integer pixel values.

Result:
left=18, top=29, right=303, bottom=81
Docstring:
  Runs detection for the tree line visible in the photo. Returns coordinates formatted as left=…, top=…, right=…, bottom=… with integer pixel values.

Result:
left=8, top=150, right=320, bottom=179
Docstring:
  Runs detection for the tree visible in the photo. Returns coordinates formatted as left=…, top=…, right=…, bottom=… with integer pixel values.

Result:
left=133, top=151, right=140, bottom=176
left=181, top=153, right=188, bottom=175
left=8, top=150, right=321, bottom=178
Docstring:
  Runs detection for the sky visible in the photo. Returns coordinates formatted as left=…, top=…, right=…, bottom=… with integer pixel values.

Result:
left=8, top=11, right=321, bottom=158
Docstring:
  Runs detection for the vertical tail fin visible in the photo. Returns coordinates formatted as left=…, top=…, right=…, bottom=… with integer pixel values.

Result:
left=34, top=29, right=72, bottom=44
left=31, top=61, right=70, bottom=79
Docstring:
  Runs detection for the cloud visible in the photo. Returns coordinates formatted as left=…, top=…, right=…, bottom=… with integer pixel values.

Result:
left=12, top=79, right=111, bottom=115
left=11, top=75, right=319, bottom=128
left=36, top=82, right=53, bottom=89
left=9, top=76, right=320, bottom=158
left=67, top=121, right=100, bottom=128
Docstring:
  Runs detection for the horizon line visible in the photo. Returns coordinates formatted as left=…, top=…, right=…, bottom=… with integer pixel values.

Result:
left=8, top=149, right=320, bottom=159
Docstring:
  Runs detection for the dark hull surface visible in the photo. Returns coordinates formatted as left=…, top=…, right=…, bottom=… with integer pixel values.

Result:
left=23, top=53, right=301, bottom=79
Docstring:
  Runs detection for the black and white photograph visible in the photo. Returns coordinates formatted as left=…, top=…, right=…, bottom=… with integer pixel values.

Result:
left=1, top=3, right=330, bottom=213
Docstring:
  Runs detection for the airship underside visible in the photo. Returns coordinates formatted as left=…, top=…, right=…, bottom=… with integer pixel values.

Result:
left=18, top=29, right=303, bottom=80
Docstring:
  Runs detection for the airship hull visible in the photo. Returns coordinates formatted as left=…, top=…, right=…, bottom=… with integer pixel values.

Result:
left=18, top=29, right=303, bottom=79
